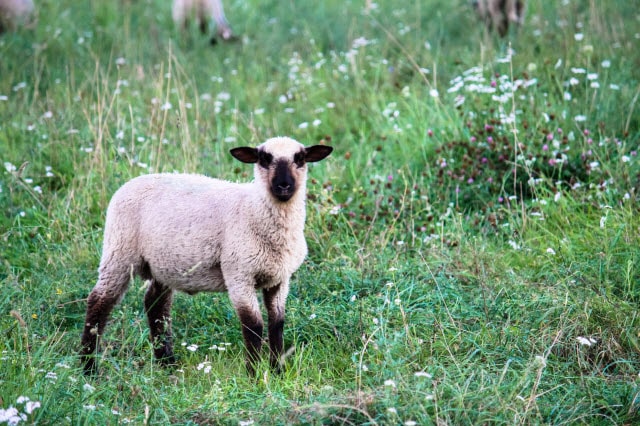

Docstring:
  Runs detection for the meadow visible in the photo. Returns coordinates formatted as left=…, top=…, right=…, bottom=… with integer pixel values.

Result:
left=1, top=0, right=639, bottom=424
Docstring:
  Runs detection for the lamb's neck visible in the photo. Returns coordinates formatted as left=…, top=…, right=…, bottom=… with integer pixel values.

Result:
left=259, top=192, right=307, bottom=229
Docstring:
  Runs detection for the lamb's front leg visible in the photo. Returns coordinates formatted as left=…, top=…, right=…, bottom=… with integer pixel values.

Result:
left=228, top=284, right=263, bottom=376
left=263, top=282, right=289, bottom=373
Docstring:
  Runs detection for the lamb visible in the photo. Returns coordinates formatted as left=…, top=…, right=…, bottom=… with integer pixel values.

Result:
left=472, top=0, right=526, bottom=37
left=0, top=0, right=34, bottom=34
left=172, top=0, right=235, bottom=44
left=80, top=137, right=332, bottom=376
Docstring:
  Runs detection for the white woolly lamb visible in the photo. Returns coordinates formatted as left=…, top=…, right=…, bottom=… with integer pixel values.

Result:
left=0, top=0, right=34, bottom=33
left=172, top=0, right=235, bottom=44
left=80, top=137, right=332, bottom=375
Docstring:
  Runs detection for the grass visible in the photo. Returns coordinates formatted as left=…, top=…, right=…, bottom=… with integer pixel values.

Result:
left=1, top=0, right=639, bottom=424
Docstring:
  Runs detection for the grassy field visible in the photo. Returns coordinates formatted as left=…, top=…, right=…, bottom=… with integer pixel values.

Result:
left=1, top=0, right=639, bottom=424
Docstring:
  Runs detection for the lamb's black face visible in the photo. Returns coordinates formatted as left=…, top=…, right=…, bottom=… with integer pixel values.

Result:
left=270, top=157, right=299, bottom=202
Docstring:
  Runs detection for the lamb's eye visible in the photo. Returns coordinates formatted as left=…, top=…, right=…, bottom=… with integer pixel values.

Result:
left=258, top=152, right=273, bottom=169
left=293, top=152, right=305, bottom=168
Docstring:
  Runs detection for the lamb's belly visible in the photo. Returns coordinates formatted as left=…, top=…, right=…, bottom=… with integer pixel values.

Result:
left=150, top=260, right=227, bottom=293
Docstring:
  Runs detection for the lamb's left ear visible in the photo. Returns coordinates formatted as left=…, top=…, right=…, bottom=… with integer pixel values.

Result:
left=230, top=147, right=259, bottom=163
left=305, top=145, right=333, bottom=163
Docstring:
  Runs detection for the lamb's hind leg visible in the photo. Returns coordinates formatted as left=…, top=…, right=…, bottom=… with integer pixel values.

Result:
left=80, top=267, right=131, bottom=375
left=144, top=279, right=175, bottom=365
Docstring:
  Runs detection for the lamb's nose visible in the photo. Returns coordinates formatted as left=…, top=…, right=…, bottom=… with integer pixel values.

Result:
left=277, top=183, right=291, bottom=191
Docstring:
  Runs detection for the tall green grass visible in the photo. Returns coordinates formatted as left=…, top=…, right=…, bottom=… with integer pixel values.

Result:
left=1, top=0, right=638, bottom=424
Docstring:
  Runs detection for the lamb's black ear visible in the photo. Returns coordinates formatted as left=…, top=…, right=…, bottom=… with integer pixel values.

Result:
left=230, top=147, right=259, bottom=163
left=305, top=145, right=333, bottom=163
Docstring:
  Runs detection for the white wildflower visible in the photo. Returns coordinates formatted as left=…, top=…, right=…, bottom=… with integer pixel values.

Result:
left=577, top=336, right=597, bottom=346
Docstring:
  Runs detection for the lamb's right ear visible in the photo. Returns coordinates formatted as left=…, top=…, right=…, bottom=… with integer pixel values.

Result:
left=305, top=145, right=333, bottom=163
left=230, top=147, right=259, bottom=163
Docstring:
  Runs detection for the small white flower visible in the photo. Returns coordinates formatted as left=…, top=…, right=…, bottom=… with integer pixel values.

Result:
left=309, top=313, right=317, bottom=320
left=298, top=122, right=309, bottom=129
left=574, top=33, right=584, bottom=41
left=239, top=421, right=255, bottom=426
left=601, top=59, right=611, bottom=68
left=115, top=57, right=126, bottom=66
left=600, top=216, right=607, bottom=229
left=83, top=383, right=96, bottom=393
left=186, top=344, right=198, bottom=352
left=554, top=192, right=562, bottom=202
left=609, top=84, right=620, bottom=90
left=24, top=401, right=41, bottom=415
left=429, top=89, right=439, bottom=98
left=42, top=111, right=53, bottom=119
left=13, top=82, right=27, bottom=91
left=160, top=102, right=172, bottom=111
left=575, top=115, right=587, bottom=122
left=384, top=379, right=396, bottom=388
left=546, top=248, right=556, bottom=255
left=387, top=407, right=397, bottom=414
left=414, top=371, right=432, bottom=378
left=83, top=405, right=96, bottom=411
left=350, top=295, right=357, bottom=302
left=0, top=407, right=22, bottom=425
left=312, top=119, right=321, bottom=127
left=577, top=336, right=597, bottom=346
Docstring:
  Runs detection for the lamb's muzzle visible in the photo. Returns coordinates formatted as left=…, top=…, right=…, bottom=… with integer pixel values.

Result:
left=80, top=137, right=332, bottom=376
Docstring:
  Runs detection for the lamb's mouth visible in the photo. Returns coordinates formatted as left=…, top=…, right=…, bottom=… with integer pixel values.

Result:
left=272, top=188, right=294, bottom=202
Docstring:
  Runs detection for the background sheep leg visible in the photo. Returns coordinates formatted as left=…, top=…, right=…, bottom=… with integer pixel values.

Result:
left=80, top=270, right=131, bottom=374
left=263, top=284, right=288, bottom=373
left=229, top=287, right=263, bottom=375
left=144, top=280, right=176, bottom=365
left=210, top=0, right=235, bottom=43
